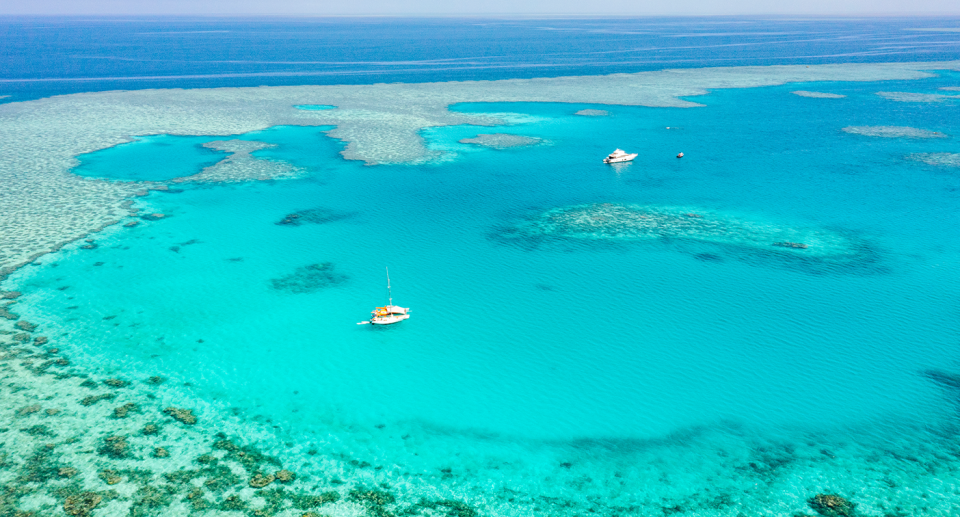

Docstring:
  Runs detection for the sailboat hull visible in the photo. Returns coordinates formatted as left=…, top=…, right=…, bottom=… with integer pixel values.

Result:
left=370, top=314, right=410, bottom=325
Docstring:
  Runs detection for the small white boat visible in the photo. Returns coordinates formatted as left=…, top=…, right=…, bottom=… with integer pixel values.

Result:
left=677, top=152, right=684, bottom=158
left=603, top=149, right=638, bottom=164
left=358, top=267, right=410, bottom=325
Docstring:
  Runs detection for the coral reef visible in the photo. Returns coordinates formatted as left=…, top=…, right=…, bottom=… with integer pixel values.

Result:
left=79, top=392, right=116, bottom=406
left=163, top=406, right=198, bottom=425
left=808, top=494, right=856, bottom=517
left=97, top=435, right=129, bottom=459
left=792, top=90, right=846, bottom=98
left=113, top=402, right=138, bottom=419
left=63, top=492, right=102, bottom=516
left=574, top=109, right=609, bottom=116
left=3, top=60, right=957, bottom=275
left=276, top=207, right=356, bottom=226
left=907, top=152, right=960, bottom=168
left=275, top=469, right=296, bottom=483
left=458, top=133, right=542, bottom=148
left=842, top=126, right=947, bottom=138
left=496, top=203, right=867, bottom=271
left=269, top=262, right=348, bottom=293
left=172, top=139, right=304, bottom=184
left=103, top=377, right=129, bottom=388
left=923, top=369, right=960, bottom=389
left=877, top=91, right=960, bottom=102
left=14, top=321, right=36, bottom=332
left=98, top=468, right=122, bottom=485
left=249, top=472, right=276, bottom=488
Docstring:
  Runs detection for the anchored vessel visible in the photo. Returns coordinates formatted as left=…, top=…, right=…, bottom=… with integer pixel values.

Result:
left=603, top=149, right=638, bottom=164
left=358, top=267, right=410, bottom=325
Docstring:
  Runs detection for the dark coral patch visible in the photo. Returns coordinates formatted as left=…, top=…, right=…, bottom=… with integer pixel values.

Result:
left=269, top=262, right=348, bottom=293
left=276, top=207, right=356, bottom=226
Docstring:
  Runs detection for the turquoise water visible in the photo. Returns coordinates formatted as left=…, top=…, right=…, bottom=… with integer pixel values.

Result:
left=72, top=134, right=229, bottom=182
left=7, top=73, right=960, bottom=513
left=295, top=105, right=338, bottom=111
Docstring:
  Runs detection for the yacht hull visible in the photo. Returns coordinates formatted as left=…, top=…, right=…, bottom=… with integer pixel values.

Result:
left=603, top=153, right=638, bottom=163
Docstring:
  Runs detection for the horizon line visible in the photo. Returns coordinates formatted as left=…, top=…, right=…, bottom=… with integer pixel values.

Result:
left=2, top=13, right=960, bottom=18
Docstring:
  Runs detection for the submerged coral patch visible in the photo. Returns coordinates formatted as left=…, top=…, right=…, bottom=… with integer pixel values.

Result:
left=876, top=91, right=960, bottom=102
left=458, top=133, right=542, bottom=148
left=791, top=90, right=846, bottom=98
left=497, top=203, right=869, bottom=270
left=842, top=126, right=947, bottom=138
left=906, top=152, right=960, bottom=167
left=269, top=262, right=348, bottom=293
left=575, top=109, right=609, bottom=116
left=276, top=207, right=356, bottom=226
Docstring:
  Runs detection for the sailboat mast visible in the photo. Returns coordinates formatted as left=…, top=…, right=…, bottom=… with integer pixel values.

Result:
left=386, top=267, right=392, bottom=306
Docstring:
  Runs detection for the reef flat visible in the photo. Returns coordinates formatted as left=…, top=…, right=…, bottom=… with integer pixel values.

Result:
left=2, top=61, right=959, bottom=275
left=876, top=91, right=960, bottom=102
left=842, top=126, right=948, bottom=138
left=4, top=325, right=960, bottom=517
left=0, top=330, right=482, bottom=517
left=496, top=203, right=868, bottom=269
left=2, top=59, right=960, bottom=517
left=791, top=91, right=846, bottom=98
left=171, top=140, right=304, bottom=184
left=458, top=133, right=541, bottom=148
left=907, top=152, right=960, bottom=167
left=574, top=109, right=609, bottom=116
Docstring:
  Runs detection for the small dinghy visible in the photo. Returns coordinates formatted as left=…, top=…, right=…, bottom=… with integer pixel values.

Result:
left=677, top=152, right=684, bottom=158
left=358, top=267, right=410, bottom=325
left=603, top=149, right=638, bottom=164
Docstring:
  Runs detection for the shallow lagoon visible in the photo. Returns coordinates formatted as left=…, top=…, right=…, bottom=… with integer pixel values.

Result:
left=72, top=135, right=230, bottom=182
left=4, top=71, right=960, bottom=515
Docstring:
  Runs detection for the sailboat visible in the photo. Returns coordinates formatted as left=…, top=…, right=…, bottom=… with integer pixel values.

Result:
left=358, top=267, right=410, bottom=325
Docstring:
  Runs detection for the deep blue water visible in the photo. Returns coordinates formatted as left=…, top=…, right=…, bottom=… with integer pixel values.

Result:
left=4, top=16, right=960, bottom=516
left=2, top=16, right=960, bottom=102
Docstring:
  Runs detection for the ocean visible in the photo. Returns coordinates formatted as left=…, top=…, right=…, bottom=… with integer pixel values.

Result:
left=1, top=16, right=960, bottom=517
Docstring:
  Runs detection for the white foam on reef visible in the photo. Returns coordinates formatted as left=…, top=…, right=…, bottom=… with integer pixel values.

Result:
left=505, top=203, right=857, bottom=259
left=877, top=91, right=960, bottom=102
left=458, top=133, right=541, bottom=148
left=574, top=108, right=609, bottom=116
left=791, top=90, right=846, bottom=98
left=1, top=60, right=959, bottom=274
left=843, top=126, right=948, bottom=139
left=941, top=86, right=960, bottom=91
left=907, top=152, right=960, bottom=167
left=171, top=140, right=304, bottom=184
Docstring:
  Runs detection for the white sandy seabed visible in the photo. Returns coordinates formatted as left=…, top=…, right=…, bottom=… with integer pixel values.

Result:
left=2, top=61, right=960, bottom=517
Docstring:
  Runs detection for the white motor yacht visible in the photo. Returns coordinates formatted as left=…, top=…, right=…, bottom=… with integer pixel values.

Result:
left=603, top=149, right=638, bottom=164
left=358, top=267, right=410, bottom=325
